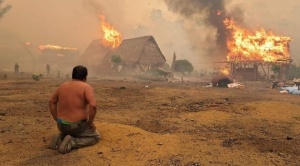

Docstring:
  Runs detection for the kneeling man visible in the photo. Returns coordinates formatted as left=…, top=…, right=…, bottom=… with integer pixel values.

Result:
left=48, top=65, right=100, bottom=154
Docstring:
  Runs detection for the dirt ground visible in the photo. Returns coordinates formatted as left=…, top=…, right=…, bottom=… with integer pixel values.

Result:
left=0, top=75, right=300, bottom=166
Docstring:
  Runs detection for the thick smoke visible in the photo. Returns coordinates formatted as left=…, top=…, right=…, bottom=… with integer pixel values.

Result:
left=164, top=0, right=243, bottom=62
left=0, top=0, right=11, bottom=19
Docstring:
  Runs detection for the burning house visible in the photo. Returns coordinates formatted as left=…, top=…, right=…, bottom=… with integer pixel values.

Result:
left=83, top=35, right=166, bottom=75
left=163, top=0, right=293, bottom=81
left=224, top=19, right=292, bottom=81
left=105, top=35, right=166, bottom=73
left=81, top=16, right=166, bottom=75
left=80, top=16, right=121, bottom=74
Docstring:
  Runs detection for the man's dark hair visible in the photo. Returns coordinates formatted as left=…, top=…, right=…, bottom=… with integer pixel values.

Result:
left=72, top=65, right=88, bottom=80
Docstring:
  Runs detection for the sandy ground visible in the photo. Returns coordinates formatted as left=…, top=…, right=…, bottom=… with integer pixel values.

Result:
left=0, top=75, right=300, bottom=166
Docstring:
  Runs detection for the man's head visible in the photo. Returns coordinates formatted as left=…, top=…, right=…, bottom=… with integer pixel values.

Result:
left=72, top=65, right=88, bottom=81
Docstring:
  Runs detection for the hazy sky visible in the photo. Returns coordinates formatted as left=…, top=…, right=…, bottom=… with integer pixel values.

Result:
left=0, top=0, right=299, bottom=72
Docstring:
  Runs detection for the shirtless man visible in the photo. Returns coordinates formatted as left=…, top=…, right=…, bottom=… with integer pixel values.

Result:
left=48, top=65, right=100, bottom=154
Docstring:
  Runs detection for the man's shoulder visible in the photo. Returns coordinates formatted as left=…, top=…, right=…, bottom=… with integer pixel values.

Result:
left=59, top=81, right=75, bottom=88
left=60, top=81, right=71, bottom=85
left=62, top=80, right=91, bottom=87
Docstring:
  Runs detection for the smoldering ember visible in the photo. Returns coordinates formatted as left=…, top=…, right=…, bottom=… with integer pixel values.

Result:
left=1, top=0, right=300, bottom=165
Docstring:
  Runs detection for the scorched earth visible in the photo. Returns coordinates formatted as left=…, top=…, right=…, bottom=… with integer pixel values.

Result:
left=0, top=77, right=300, bottom=166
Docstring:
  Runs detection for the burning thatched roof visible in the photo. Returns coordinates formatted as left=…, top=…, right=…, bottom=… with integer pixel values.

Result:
left=82, top=36, right=167, bottom=73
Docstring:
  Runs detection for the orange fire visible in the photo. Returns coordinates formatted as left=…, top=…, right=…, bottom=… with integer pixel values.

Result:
left=219, top=67, right=230, bottom=75
left=38, top=44, right=78, bottom=51
left=99, top=16, right=122, bottom=48
left=224, top=19, right=292, bottom=62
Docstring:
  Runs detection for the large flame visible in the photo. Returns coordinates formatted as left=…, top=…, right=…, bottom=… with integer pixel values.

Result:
left=100, top=16, right=122, bottom=48
left=224, top=19, right=292, bottom=62
left=38, top=44, right=78, bottom=51
left=38, top=44, right=78, bottom=57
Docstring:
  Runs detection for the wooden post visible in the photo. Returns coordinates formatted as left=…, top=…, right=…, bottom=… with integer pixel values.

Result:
left=254, top=63, right=258, bottom=81
left=267, top=63, right=270, bottom=80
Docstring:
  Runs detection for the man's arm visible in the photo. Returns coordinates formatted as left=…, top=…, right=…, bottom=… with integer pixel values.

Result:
left=49, top=90, right=59, bottom=121
left=85, top=85, right=97, bottom=123
left=88, top=105, right=97, bottom=123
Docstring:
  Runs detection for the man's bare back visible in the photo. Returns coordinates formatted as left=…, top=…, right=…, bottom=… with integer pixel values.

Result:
left=48, top=65, right=100, bottom=154
left=49, top=80, right=96, bottom=122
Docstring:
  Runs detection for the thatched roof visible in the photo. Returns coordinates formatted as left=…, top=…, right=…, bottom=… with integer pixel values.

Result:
left=82, top=39, right=111, bottom=58
left=82, top=36, right=166, bottom=73
left=112, top=36, right=166, bottom=63
left=81, top=39, right=112, bottom=68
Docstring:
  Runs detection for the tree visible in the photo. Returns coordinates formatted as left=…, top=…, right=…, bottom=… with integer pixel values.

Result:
left=174, top=59, right=194, bottom=83
left=0, top=0, right=12, bottom=19
left=111, top=55, right=122, bottom=64
left=174, top=59, right=194, bottom=74
left=161, top=62, right=170, bottom=71
left=111, top=55, right=122, bottom=73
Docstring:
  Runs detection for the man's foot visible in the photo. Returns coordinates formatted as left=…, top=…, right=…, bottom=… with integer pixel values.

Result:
left=48, top=135, right=62, bottom=150
left=58, top=135, right=72, bottom=154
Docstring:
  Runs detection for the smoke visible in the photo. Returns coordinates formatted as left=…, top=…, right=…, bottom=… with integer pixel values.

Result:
left=81, top=0, right=103, bottom=16
left=164, top=0, right=244, bottom=62
left=0, top=0, right=11, bottom=19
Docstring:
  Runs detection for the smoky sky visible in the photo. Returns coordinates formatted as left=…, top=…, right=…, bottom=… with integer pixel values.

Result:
left=164, top=0, right=244, bottom=58
left=0, top=0, right=298, bottom=73
left=81, top=0, right=103, bottom=16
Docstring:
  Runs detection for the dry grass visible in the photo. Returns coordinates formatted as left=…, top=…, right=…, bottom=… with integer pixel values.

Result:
left=0, top=76, right=300, bottom=166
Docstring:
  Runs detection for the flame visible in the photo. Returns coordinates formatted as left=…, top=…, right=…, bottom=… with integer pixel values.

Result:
left=100, top=15, right=122, bottom=48
left=219, top=67, right=230, bottom=75
left=224, top=19, right=292, bottom=62
left=38, top=44, right=78, bottom=51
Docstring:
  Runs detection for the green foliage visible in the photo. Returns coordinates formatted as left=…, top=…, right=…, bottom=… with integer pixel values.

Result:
left=111, top=55, right=122, bottom=64
left=152, top=68, right=167, bottom=76
left=286, top=64, right=300, bottom=80
left=174, top=59, right=194, bottom=73
left=161, top=63, right=171, bottom=71
left=32, top=74, right=40, bottom=81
